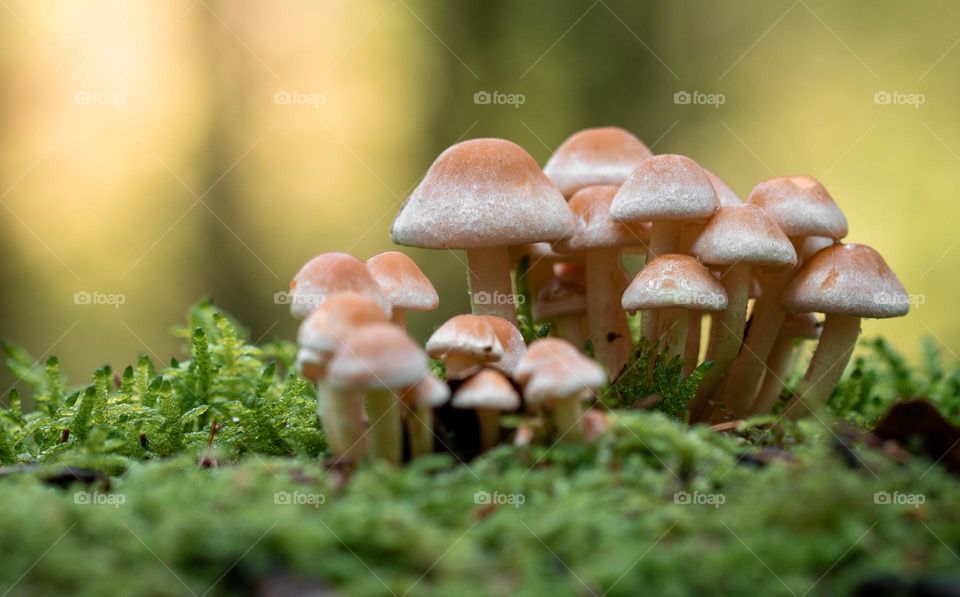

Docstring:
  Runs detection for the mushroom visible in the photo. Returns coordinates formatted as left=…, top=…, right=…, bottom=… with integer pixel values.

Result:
left=451, top=369, right=520, bottom=451
left=365, top=251, right=439, bottom=327
left=515, top=338, right=607, bottom=441
left=326, top=323, right=429, bottom=465
left=719, top=176, right=848, bottom=413
left=426, top=314, right=526, bottom=380
left=621, top=255, right=728, bottom=362
left=533, top=276, right=588, bottom=349
left=391, top=139, right=574, bottom=323
left=689, top=204, right=797, bottom=419
left=508, top=242, right=579, bottom=299
left=542, top=126, right=653, bottom=198
left=610, top=155, right=718, bottom=343
left=780, top=244, right=909, bottom=419
left=400, top=372, right=450, bottom=459
left=749, top=313, right=822, bottom=415
left=554, top=185, right=650, bottom=378
left=289, top=252, right=392, bottom=319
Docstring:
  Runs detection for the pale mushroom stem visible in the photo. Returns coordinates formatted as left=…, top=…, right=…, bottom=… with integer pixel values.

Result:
left=782, top=314, right=860, bottom=420
left=466, top=247, right=517, bottom=323
left=586, top=247, right=632, bottom=379
left=642, top=221, right=683, bottom=345
left=391, top=309, right=407, bottom=327
left=688, top=264, right=751, bottom=420
left=363, top=390, right=403, bottom=465
left=319, top=383, right=367, bottom=462
left=551, top=398, right=583, bottom=441
left=750, top=335, right=800, bottom=415
left=683, top=312, right=703, bottom=375
left=658, top=307, right=689, bottom=361
left=552, top=316, right=587, bottom=350
left=476, top=408, right=502, bottom=451
left=405, top=404, right=435, bottom=458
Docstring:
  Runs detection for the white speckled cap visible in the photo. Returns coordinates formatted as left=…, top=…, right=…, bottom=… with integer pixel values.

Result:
left=533, top=277, right=587, bottom=320
left=452, top=369, right=520, bottom=411
left=366, top=251, right=439, bottom=312
left=401, top=372, right=450, bottom=408
left=704, top=169, right=741, bottom=206
left=691, top=204, right=797, bottom=269
left=609, top=154, right=718, bottom=222
left=290, top=253, right=392, bottom=319
left=391, top=138, right=575, bottom=249
left=553, top=185, right=651, bottom=252
left=426, top=315, right=526, bottom=377
left=747, top=176, right=848, bottom=239
left=327, top=323, right=429, bottom=390
left=782, top=244, right=909, bottom=318
left=542, top=127, right=653, bottom=197
left=298, top=292, right=390, bottom=355
left=622, top=254, right=728, bottom=312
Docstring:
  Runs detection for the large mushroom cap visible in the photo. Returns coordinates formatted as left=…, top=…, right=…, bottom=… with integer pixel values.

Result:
left=747, top=176, right=848, bottom=239
left=366, top=251, right=439, bottom=312
left=391, top=138, right=574, bottom=249
left=622, top=254, right=728, bottom=312
left=691, top=204, right=797, bottom=269
left=533, top=277, right=587, bottom=321
left=704, top=169, right=741, bottom=207
left=782, top=244, right=909, bottom=318
left=327, top=323, right=429, bottom=390
left=610, top=154, right=718, bottom=222
left=298, top=292, right=390, bottom=355
left=426, top=315, right=526, bottom=377
left=452, top=369, right=520, bottom=411
left=542, top=127, right=653, bottom=197
left=554, top=185, right=651, bottom=252
left=290, top=253, right=392, bottom=319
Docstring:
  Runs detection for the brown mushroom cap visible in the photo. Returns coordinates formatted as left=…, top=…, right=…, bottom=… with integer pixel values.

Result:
left=426, top=315, right=526, bottom=376
left=297, top=292, right=390, bottom=355
left=290, top=253, right=392, bottom=319
left=705, top=169, right=741, bottom=206
left=366, top=251, right=439, bottom=312
left=401, top=372, right=450, bottom=408
left=691, top=204, right=797, bottom=269
left=554, top=185, right=651, bottom=252
left=514, top=338, right=600, bottom=385
left=390, top=138, right=574, bottom=249
left=542, top=127, right=653, bottom=197
left=515, top=338, right=606, bottom=403
left=747, top=176, right=848, bottom=239
left=327, top=323, right=429, bottom=390
left=610, top=154, right=718, bottom=222
left=781, top=312, right=822, bottom=340
left=533, top=277, right=587, bottom=320
left=452, top=369, right=520, bottom=411
left=782, top=244, right=909, bottom=318
left=622, top=254, right=728, bottom=312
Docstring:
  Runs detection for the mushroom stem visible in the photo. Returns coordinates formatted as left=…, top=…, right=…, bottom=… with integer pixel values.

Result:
left=585, top=248, right=632, bottom=378
left=363, top=390, right=402, bottom=465
left=318, top=383, right=367, bottom=462
left=552, top=315, right=587, bottom=350
left=405, top=403, right=435, bottom=458
left=391, top=309, right=407, bottom=327
left=466, top=247, right=516, bottom=323
left=750, top=335, right=799, bottom=415
left=550, top=397, right=583, bottom=441
left=640, top=222, right=683, bottom=345
left=443, top=354, right=482, bottom=380
left=782, top=314, right=860, bottom=420
left=658, top=307, right=689, bottom=361
left=688, top=264, right=752, bottom=420
left=683, top=312, right=703, bottom=375
left=476, top=408, right=502, bottom=451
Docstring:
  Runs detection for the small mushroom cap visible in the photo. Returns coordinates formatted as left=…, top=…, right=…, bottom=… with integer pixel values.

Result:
left=781, top=312, right=822, bottom=340
left=298, top=292, right=390, bottom=355
left=553, top=262, right=586, bottom=284
left=622, top=254, right=728, bottom=312
left=691, top=204, right=797, bottom=269
left=554, top=185, right=651, bottom=252
left=401, top=372, right=450, bottom=408
left=610, top=154, right=718, bottom=222
left=366, top=251, right=439, bottom=312
left=426, top=315, right=526, bottom=376
left=391, top=138, right=574, bottom=249
left=514, top=338, right=601, bottom=384
left=543, top=127, right=653, bottom=197
left=782, top=244, right=909, bottom=318
left=290, top=253, right=392, bottom=319
left=747, top=176, right=848, bottom=239
left=452, top=369, right=520, bottom=411
left=705, top=169, right=741, bottom=206
left=515, top=338, right=606, bottom=403
left=803, top=235, right=836, bottom=261
left=533, top=277, right=587, bottom=320
left=327, top=323, right=429, bottom=390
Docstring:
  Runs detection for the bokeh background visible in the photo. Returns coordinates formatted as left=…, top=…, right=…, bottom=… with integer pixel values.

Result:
left=1, top=0, right=958, bottom=390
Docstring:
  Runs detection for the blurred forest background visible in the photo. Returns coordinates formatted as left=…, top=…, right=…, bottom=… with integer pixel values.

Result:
left=1, top=0, right=958, bottom=389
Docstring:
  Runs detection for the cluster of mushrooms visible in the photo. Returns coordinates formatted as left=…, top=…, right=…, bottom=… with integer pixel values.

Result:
left=288, top=127, right=910, bottom=465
